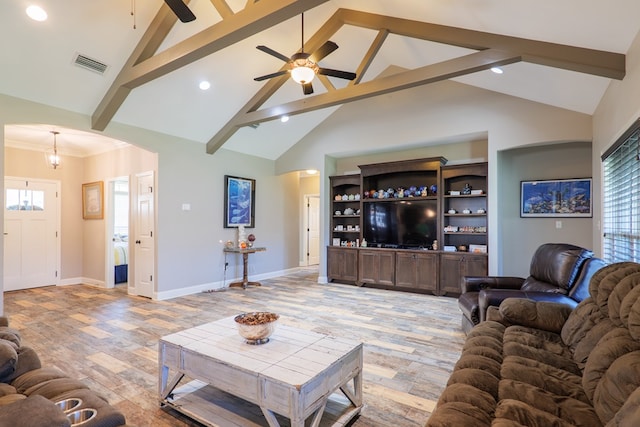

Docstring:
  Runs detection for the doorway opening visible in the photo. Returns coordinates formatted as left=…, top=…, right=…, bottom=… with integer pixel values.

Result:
left=106, top=177, right=130, bottom=288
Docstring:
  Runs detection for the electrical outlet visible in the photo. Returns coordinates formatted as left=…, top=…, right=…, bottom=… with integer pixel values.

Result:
left=555, top=220, right=562, bottom=229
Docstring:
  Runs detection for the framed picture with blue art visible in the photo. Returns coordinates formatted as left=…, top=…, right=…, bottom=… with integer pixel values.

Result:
left=521, top=178, right=592, bottom=217
left=224, top=175, right=255, bottom=228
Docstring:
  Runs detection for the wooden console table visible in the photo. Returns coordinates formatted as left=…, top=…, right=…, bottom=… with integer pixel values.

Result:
left=223, top=246, right=266, bottom=289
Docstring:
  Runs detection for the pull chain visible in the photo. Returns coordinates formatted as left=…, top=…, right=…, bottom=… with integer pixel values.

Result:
left=131, top=0, right=137, bottom=29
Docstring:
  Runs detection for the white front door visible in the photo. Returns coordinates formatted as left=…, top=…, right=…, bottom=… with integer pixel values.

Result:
left=307, top=195, right=320, bottom=265
left=4, top=178, right=59, bottom=291
left=134, top=171, right=155, bottom=298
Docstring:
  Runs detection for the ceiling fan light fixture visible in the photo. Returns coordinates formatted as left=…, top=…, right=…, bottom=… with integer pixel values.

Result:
left=291, top=56, right=318, bottom=84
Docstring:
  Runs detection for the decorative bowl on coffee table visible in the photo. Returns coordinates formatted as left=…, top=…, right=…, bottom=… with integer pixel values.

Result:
left=234, top=312, right=279, bottom=345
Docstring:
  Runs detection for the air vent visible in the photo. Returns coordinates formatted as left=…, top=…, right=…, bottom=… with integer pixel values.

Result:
left=73, top=53, right=108, bottom=74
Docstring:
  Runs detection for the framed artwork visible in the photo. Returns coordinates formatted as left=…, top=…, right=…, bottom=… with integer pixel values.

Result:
left=521, top=178, right=592, bottom=217
left=82, top=181, right=104, bottom=219
left=224, top=175, right=255, bottom=228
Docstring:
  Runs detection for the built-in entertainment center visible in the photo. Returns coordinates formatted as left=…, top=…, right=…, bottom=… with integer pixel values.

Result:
left=328, top=157, right=488, bottom=295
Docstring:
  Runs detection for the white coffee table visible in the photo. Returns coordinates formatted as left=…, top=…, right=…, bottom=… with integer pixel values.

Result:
left=158, top=316, right=363, bottom=427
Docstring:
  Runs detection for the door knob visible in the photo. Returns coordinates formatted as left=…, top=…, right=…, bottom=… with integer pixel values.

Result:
left=135, top=240, right=141, bottom=244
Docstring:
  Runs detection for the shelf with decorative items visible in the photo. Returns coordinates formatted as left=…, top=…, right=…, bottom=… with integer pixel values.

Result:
left=329, top=174, right=362, bottom=249
left=359, top=157, right=446, bottom=251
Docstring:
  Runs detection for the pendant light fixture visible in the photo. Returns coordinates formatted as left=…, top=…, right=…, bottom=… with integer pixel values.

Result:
left=46, top=131, right=61, bottom=169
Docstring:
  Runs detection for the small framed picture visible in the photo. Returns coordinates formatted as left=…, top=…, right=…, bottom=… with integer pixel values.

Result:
left=224, top=175, right=256, bottom=228
left=82, top=181, right=104, bottom=220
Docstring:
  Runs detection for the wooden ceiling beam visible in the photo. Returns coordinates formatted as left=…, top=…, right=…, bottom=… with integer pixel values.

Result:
left=92, top=0, right=329, bottom=131
left=206, top=8, right=624, bottom=154
left=210, top=0, right=234, bottom=19
left=352, top=29, right=389, bottom=86
left=238, top=49, right=522, bottom=126
left=337, top=8, right=625, bottom=80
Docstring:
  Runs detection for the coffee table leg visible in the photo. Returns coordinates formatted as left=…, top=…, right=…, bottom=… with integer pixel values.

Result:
left=260, top=407, right=281, bottom=427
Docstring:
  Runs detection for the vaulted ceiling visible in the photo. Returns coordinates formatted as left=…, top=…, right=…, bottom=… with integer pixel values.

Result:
left=3, top=1, right=640, bottom=159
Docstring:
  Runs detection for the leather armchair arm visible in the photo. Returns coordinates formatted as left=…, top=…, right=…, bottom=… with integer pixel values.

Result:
left=461, top=276, right=524, bottom=293
left=478, top=289, right=579, bottom=322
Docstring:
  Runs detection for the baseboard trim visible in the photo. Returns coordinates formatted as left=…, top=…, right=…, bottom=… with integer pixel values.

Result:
left=155, top=267, right=301, bottom=301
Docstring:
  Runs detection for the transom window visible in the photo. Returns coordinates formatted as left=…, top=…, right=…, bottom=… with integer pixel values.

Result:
left=5, top=189, right=45, bottom=211
left=602, top=119, right=640, bottom=263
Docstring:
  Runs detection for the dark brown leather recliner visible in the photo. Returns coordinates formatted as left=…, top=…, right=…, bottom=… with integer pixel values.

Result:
left=457, top=243, right=606, bottom=334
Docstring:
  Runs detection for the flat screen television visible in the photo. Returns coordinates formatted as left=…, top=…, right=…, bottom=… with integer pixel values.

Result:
left=363, top=200, right=437, bottom=249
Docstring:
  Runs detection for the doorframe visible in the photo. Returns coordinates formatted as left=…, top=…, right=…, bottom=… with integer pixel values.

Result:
left=301, top=193, right=320, bottom=267
left=104, top=176, right=130, bottom=289
left=4, top=176, right=61, bottom=288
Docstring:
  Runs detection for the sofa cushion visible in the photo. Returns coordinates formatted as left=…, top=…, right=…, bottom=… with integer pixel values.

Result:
left=499, top=299, right=573, bottom=333
left=495, top=398, right=593, bottom=427
left=592, top=264, right=640, bottom=319
left=499, top=379, right=600, bottom=425
left=0, top=394, right=70, bottom=427
left=593, top=350, right=640, bottom=425
left=0, top=341, right=18, bottom=382
left=605, top=387, right=640, bottom=427
left=11, top=367, right=68, bottom=394
left=425, top=401, right=492, bottom=426
left=561, top=298, right=606, bottom=350
left=608, top=273, right=640, bottom=326
left=582, top=328, right=640, bottom=402
left=0, top=328, right=21, bottom=348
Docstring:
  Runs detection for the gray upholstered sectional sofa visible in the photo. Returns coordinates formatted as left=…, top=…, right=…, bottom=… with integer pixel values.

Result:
left=0, top=316, right=129, bottom=427
left=427, top=261, right=640, bottom=426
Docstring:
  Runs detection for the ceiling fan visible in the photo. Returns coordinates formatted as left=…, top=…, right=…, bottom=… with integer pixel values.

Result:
left=164, top=0, right=196, bottom=22
left=253, top=13, right=356, bottom=95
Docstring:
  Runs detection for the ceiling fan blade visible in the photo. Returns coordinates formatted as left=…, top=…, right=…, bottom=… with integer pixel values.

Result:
left=311, top=41, right=338, bottom=62
left=164, top=0, right=196, bottom=22
left=256, top=45, right=291, bottom=63
left=302, top=82, right=314, bottom=95
left=254, top=70, right=289, bottom=82
left=318, top=68, right=357, bottom=80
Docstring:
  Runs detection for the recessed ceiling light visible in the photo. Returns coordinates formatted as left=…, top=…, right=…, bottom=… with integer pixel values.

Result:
left=305, top=169, right=318, bottom=175
left=199, top=81, right=211, bottom=90
left=26, top=5, right=47, bottom=21
left=280, top=115, right=289, bottom=123
left=490, top=67, right=504, bottom=74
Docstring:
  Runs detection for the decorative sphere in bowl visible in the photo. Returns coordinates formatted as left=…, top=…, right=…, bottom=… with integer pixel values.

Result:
left=234, top=312, right=279, bottom=345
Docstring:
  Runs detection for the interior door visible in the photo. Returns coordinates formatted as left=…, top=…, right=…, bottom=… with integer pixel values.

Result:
left=4, top=178, right=59, bottom=291
left=307, top=195, right=320, bottom=265
left=134, top=171, right=155, bottom=298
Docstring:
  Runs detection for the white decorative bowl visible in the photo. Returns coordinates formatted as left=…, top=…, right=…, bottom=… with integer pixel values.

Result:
left=234, top=312, right=279, bottom=345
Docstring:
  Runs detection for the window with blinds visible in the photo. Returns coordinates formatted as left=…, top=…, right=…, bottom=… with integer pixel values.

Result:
left=602, top=120, right=640, bottom=263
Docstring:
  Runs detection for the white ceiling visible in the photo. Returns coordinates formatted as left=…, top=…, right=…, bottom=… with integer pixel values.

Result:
left=2, top=0, right=640, bottom=159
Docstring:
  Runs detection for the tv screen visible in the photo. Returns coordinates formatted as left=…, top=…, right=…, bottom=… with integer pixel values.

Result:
left=363, top=200, right=437, bottom=248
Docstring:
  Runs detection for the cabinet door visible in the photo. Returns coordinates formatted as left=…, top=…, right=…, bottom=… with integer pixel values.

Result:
left=395, top=253, right=416, bottom=288
left=358, top=250, right=379, bottom=285
left=395, top=252, right=438, bottom=291
left=359, top=250, right=395, bottom=286
left=414, top=253, right=439, bottom=291
left=327, top=247, right=358, bottom=284
left=341, top=249, right=359, bottom=283
left=439, top=254, right=464, bottom=295
left=439, top=253, right=488, bottom=295
left=463, top=254, right=488, bottom=277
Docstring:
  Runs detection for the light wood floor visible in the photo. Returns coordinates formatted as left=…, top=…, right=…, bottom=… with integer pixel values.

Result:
left=3, top=267, right=464, bottom=427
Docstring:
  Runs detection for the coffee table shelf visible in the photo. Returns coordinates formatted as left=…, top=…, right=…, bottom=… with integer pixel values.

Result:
left=159, top=317, right=363, bottom=427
